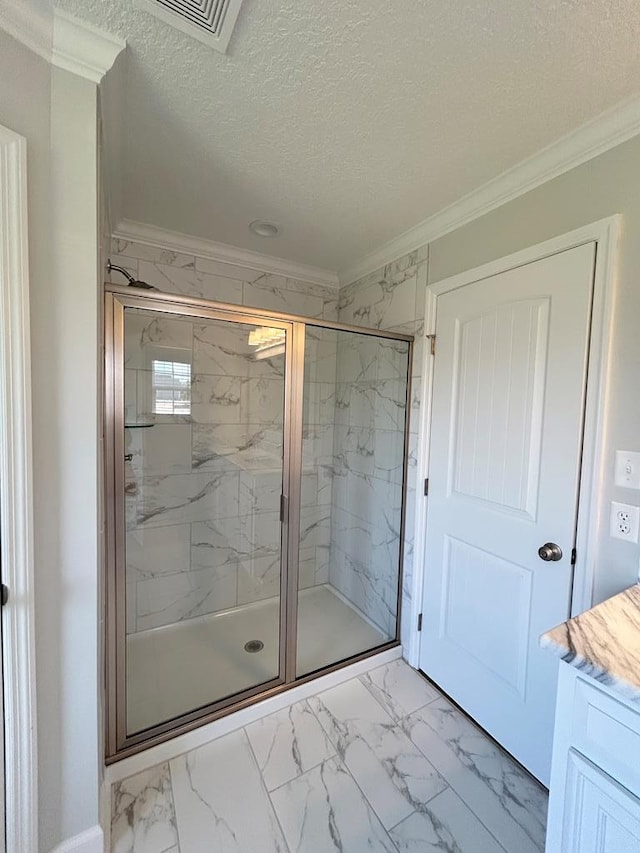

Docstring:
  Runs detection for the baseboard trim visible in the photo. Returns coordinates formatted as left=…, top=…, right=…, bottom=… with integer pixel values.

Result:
left=49, top=825, right=104, bottom=853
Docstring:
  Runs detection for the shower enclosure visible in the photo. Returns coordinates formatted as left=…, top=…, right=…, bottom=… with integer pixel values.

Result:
left=104, top=284, right=412, bottom=759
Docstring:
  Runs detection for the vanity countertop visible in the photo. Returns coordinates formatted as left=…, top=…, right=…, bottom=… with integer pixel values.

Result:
left=541, top=583, right=640, bottom=702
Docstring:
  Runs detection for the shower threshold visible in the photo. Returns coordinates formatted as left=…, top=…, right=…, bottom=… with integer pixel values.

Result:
left=126, top=584, right=388, bottom=735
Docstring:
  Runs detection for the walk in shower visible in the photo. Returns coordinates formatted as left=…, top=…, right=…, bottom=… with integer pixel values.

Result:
left=105, top=284, right=412, bottom=758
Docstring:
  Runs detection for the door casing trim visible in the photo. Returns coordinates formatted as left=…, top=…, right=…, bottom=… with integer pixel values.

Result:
left=408, top=215, right=620, bottom=667
left=0, top=124, right=38, bottom=851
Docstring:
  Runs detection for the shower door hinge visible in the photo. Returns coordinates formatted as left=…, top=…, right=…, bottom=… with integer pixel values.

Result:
left=424, top=478, right=429, bottom=496
left=426, top=334, right=436, bottom=356
left=279, top=494, right=288, bottom=523
left=417, top=613, right=423, bottom=632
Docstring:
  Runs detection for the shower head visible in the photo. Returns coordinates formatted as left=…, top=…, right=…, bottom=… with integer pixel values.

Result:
left=106, top=260, right=159, bottom=290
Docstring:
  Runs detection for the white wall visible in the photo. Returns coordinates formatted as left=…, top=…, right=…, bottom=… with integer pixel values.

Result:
left=0, top=24, right=54, bottom=850
left=37, top=66, right=101, bottom=849
left=0, top=25, right=104, bottom=851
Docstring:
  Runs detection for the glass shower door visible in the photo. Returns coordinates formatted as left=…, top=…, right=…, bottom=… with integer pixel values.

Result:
left=118, top=304, right=290, bottom=740
left=296, top=326, right=411, bottom=677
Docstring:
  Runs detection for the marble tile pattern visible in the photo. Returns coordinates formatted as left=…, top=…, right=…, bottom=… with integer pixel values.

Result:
left=541, top=583, right=640, bottom=702
left=328, top=327, right=412, bottom=638
left=110, top=239, right=339, bottom=322
left=336, top=248, right=429, bottom=654
left=111, top=763, right=179, bottom=853
left=117, top=237, right=338, bottom=633
left=115, top=236, right=418, bottom=654
left=111, top=658, right=547, bottom=852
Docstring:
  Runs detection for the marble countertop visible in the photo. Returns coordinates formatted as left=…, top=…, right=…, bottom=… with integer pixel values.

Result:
left=541, top=584, right=640, bottom=703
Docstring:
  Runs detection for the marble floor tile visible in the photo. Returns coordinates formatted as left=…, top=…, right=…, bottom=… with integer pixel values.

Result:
left=112, top=659, right=548, bottom=853
left=309, top=678, right=447, bottom=829
left=360, top=658, right=440, bottom=720
left=403, top=696, right=547, bottom=853
left=170, top=728, right=287, bottom=853
left=245, top=699, right=336, bottom=791
left=111, top=762, right=179, bottom=853
left=389, top=787, right=507, bottom=852
left=269, top=757, right=397, bottom=853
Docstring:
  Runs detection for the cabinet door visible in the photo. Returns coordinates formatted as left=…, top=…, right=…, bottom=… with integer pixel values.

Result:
left=558, top=750, right=640, bottom=853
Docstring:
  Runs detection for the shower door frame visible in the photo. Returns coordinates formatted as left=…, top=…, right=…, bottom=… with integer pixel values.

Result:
left=104, top=283, right=413, bottom=761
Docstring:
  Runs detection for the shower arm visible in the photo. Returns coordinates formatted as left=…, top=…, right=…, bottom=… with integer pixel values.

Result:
left=106, top=260, right=158, bottom=290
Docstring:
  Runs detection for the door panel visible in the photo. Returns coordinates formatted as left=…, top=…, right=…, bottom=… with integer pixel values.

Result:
left=420, top=243, right=596, bottom=784
left=441, top=536, right=532, bottom=697
left=561, top=751, right=640, bottom=853
left=295, top=327, right=410, bottom=678
left=451, top=298, right=549, bottom=516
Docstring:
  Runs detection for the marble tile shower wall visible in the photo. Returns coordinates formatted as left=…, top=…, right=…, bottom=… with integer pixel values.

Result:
left=336, top=247, right=428, bottom=652
left=114, top=238, right=339, bottom=634
left=111, top=237, right=426, bottom=652
left=329, top=332, right=409, bottom=637
left=109, top=239, right=338, bottom=320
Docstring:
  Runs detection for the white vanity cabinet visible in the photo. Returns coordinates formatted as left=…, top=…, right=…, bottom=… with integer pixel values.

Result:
left=546, top=662, right=640, bottom=852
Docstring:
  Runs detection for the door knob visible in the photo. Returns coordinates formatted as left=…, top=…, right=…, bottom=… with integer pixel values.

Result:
left=538, top=542, right=563, bottom=562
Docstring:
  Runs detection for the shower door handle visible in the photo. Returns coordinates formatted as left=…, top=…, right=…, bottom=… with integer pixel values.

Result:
left=280, top=494, right=289, bottom=523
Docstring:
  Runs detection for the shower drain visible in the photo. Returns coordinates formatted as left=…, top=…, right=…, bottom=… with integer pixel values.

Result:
left=244, top=640, right=264, bottom=653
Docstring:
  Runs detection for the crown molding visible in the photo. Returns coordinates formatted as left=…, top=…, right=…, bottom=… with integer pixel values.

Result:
left=340, top=94, right=640, bottom=285
left=0, top=1, right=51, bottom=61
left=113, top=219, right=340, bottom=288
left=52, top=9, right=125, bottom=84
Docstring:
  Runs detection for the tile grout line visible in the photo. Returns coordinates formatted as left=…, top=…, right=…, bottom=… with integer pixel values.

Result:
left=399, top=701, right=544, bottom=853
left=242, top=725, right=294, bottom=853
left=356, top=668, right=523, bottom=850
left=398, top=707, right=511, bottom=846
left=248, top=697, right=339, bottom=795
left=304, top=683, right=405, bottom=851
left=167, top=760, right=184, bottom=853
left=264, top=747, right=338, bottom=797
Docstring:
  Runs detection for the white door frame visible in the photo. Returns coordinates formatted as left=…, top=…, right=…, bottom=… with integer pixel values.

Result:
left=0, top=124, right=38, bottom=851
left=408, top=216, right=620, bottom=668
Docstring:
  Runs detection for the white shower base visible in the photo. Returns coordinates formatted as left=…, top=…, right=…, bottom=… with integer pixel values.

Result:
left=127, top=584, right=388, bottom=734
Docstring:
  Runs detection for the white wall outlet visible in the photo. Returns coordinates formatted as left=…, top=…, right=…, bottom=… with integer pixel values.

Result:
left=614, top=450, right=640, bottom=489
left=610, top=501, right=640, bottom=542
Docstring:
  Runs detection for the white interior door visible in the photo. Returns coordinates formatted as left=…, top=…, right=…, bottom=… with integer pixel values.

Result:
left=419, top=243, right=596, bottom=784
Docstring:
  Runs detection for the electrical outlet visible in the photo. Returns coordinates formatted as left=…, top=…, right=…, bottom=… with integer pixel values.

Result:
left=610, top=501, right=640, bottom=542
left=615, top=451, right=640, bottom=489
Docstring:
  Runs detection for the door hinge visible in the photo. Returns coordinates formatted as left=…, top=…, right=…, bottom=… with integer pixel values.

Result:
left=426, top=334, right=436, bottom=356
left=417, top=613, right=423, bottom=632
left=424, top=478, right=429, bottom=496
left=279, top=494, right=289, bottom=522
left=571, top=548, right=577, bottom=565
left=1, top=584, right=8, bottom=606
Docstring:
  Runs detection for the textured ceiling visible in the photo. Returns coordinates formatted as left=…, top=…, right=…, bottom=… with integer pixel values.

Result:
left=57, top=0, right=640, bottom=271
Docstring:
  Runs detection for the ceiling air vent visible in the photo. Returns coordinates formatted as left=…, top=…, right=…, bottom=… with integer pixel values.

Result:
left=135, top=0, right=244, bottom=53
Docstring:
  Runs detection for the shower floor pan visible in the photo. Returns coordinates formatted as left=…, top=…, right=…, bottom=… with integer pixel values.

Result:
left=126, top=584, right=387, bottom=734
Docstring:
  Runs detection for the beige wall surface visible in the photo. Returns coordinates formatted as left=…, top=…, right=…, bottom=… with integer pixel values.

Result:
left=0, top=26, right=59, bottom=850
left=0, top=32, right=103, bottom=850
left=46, top=65, right=101, bottom=848
left=429, top=134, right=640, bottom=604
